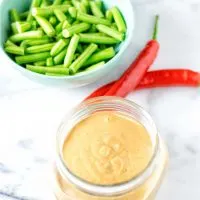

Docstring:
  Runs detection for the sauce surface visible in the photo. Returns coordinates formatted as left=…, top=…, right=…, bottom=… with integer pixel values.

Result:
left=62, top=111, right=153, bottom=185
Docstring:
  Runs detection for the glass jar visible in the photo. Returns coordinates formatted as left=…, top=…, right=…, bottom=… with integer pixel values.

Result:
left=53, top=97, right=168, bottom=200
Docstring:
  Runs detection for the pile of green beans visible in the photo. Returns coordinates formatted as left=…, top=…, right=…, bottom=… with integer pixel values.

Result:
left=4, top=0, right=127, bottom=76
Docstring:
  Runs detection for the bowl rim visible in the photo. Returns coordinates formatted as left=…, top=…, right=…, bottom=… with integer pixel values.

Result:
left=0, top=0, right=135, bottom=80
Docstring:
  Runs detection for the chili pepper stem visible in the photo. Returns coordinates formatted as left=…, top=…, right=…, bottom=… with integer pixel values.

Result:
left=152, top=15, right=159, bottom=40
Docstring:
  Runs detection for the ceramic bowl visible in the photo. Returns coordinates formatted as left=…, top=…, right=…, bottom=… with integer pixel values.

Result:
left=0, top=0, right=135, bottom=87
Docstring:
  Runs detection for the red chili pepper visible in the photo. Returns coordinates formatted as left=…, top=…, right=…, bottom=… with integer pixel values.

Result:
left=137, top=69, right=200, bottom=89
left=105, top=15, right=160, bottom=97
left=85, top=69, right=200, bottom=100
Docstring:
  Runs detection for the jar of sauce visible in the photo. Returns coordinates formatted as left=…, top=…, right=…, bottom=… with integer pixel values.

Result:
left=53, top=97, right=168, bottom=200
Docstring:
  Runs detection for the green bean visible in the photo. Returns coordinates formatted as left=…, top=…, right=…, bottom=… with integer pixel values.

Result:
left=53, top=0, right=63, bottom=5
left=88, top=24, right=97, bottom=33
left=55, top=32, right=64, bottom=40
left=96, top=24, right=125, bottom=41
left=31, top=20, right=38, bottom=30
left=111, top=7, right=126, bottom=33
left=77, top=12, right=111, bottom=26
left=62, top=23, right=91, bottom=38
left=9, top=30, right=43, bottom=43
left=68, top=7, right=77, bottom=18
left=64, top=34, right=80, bottom=67
left=19, top=11, right=29, bottom=20
left=62, top=20, right=71, bottom=29
left=26, top=65, right=69, bottom=75
left=35, top=16, right=56, bottom=37
left=49, top=16, right=58, bottom=26
left=72, top=20, right=80, bottom=25
left=34, top=60, right=46, bottom=66
left=5, top=40, right=18, bottom=47
left=89, top=1, right=104, bottom=18
left=26, top=43, right=55, bottom=54
left=55, top=22, right=63, bottom=33
left=40, top=0, right=50, bottom=7
left=95, top=0, right=103, bottom=10
left=5, top=45, right=25, bottom=56
left=54, top=9, right=67, bottom=22
left=69, top=43, right=97, bottom=74
left=72, top=0, right=87, bottom=13
left=106, top=10, right=113, bottom=22
left=83, top=47, right=115, bottom=66
left=85, top=61, right=105, bottom=71
left=51, top=39, right=68, bottom=56
left=82, top=0, right=89, bottom=8
left=16, top=52, right=50, bottom=64
left=10, top=9, right=20, bottom=22
left=21, top=36, right=52, bottom=47
left=12, top=22, right=32, bottom=33
left=111, top=23, right=118, bottom=31
left=27, top=0, right=42, bottom=21
left=46, top=57, right=54, bottom=66
left=79, top=33, right=119, bottom=44
left=11, top=23, right=18, bottom=34
left=62, top=1, right=72, bottom=5
left=32, top=5, right=70, bottom=17
left=53, top=47, right=67, bottom=65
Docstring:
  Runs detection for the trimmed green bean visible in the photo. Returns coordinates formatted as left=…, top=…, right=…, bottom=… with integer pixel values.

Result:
left=35, top=16, right=56, bottom=37
left=40, top=0, right=50, bottom=7
left=95, top=0, right=103, bottom=10
left=72, top=0, right=87, bottom=13
left=62, top=20, right=71, bottom=29
left=56, top=22, right=63, bottom=33
left=96, top=24, right=125, bottom=41
left=62, top=1, right=72, bottom=5
left=72, top=20, right=80, bottom=25
left=53, top=0, right=63, bottom=5
left=5, top=40, right=18, bottom=47
left=21, top=36, right=52, bottom=47
left=11, top=23, right=18, bottom=34
left=111, top=23, right=118, bottom=30
left=79, top=33, right=119, bottom=44
left=26, top=65, right=69, bottom=75
left=69, top=43, right=97, bottom=74
left=83, top=47, right=115, bottom=66
left=53, top=47, right=67, bottom=65
left=111, top=7, right=126, bottom=33
left=26, top=43, right=55, bottom=54
left=89, top=1, right=104, bottom=18
left=31, top=20, right=38, bottom=30
left=68, top=7, right=77, bottom=18
left=88, top=24, right=97, bottom=33
left=49, top=16, right=58, bottom=26
left=77, top=12, right=111, bottom=26
left=16, top=52, right=50, bottom=64
left=64, top=34, right=80, bottom=67
left=51, top=39, right=68, bottom=56
left=27, top=0, right=42, bottom=21
left=34, top=60, right=46, bottom=66
left=14, top=22, right=32, bottom=33
left=10, top=9, right=20, bottom=22
left=85, top=61, right=105, bottom=71
left=46, top=57, right=54, bottom=66
left=19, top=11, right=29, bottom=20
left=32, top=5, right=70, bottom=17
left=5, top=45, right=25, bottom=56
left=54, top=9, right=67, bottom=22
left=55, top=32, right=64, bottom=40
left=9, top=30, right=43, bottom=42
left=106, top=10, right=113, bottom=22
left=62, top=23, right=91, bottom=38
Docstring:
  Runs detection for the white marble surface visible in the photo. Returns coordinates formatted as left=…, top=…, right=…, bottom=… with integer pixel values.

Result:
left=1, top=0, right=200, bottom=199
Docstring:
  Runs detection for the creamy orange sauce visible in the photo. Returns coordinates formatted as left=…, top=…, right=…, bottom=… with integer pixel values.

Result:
left=62, top=111, right=153, bottom=185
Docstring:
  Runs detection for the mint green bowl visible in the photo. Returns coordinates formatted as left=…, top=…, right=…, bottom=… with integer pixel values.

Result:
left=0, top=0, right=134, bottom=87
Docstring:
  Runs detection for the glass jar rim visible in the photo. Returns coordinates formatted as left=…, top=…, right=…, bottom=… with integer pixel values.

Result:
left=56, top=96, right=160, bottom=196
